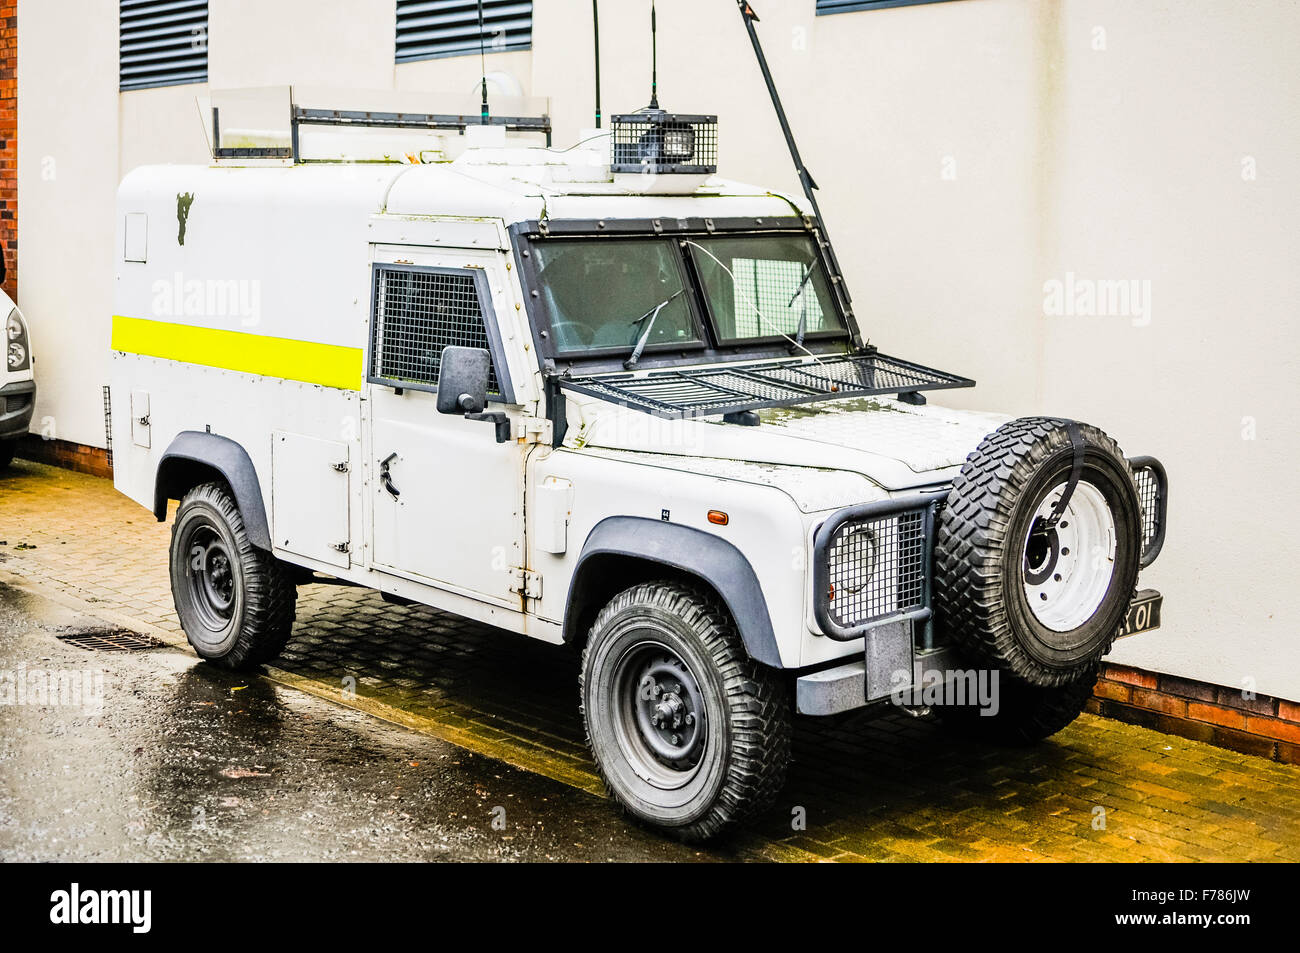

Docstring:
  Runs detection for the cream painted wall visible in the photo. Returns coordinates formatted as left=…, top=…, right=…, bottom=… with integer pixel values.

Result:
left=15, top=0, right=1299, bottom=696
left=16, top=0, right=121, bottom=450
left=1034, top=1, right=1300, bottom=694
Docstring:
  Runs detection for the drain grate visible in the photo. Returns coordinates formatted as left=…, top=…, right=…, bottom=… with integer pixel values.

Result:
left=56, top=629, right=166, bottom=652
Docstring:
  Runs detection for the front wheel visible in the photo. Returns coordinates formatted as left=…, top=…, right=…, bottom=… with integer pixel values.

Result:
left=169, top=482, right=297, bottom=670
left=581, top=582, right=791, bottom=841
left=0, top=442, right=14, bottom=471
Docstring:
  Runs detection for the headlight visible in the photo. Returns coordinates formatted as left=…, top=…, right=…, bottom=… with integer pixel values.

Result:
left=831, top=525, right=878, bottom=596
left=660, top=125, right=695, bottom=162
left=6, top=308, right=30, bottom=371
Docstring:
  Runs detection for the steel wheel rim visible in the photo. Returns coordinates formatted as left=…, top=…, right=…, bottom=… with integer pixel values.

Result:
left=1022, top=480, right=1116, bottom=632
left=187, top=524, right=237, bottom=632
left=609, top=639, right=707, bottom=791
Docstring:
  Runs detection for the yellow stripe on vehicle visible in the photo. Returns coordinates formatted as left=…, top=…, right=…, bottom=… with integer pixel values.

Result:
left=111, top=315, right=364, bottom=391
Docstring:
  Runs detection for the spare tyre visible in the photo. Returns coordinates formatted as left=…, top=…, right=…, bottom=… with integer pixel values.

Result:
left=935, top=417, right=1142, bottom=687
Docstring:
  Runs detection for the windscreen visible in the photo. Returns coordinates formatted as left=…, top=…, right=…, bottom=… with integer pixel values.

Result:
left=531, top=239, right=701, bottom=355
left=687, top=234, right=845, bottom=344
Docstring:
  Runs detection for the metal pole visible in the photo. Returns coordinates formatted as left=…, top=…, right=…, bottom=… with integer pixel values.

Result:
left=478, top=0, right=489, bottom=123
left=649, top=1, right=659, bottom=109
left=593, top=0, right=602, bottom=127
left=735, top=1, right=856, bottom=329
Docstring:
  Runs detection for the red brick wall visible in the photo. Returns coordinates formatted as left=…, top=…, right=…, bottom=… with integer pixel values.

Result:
left=1090, top=663, right=1300, bottom=765
left=0, top=1, right=13, bottom=300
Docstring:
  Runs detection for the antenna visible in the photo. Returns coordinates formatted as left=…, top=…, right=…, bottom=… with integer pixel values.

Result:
left=736, top=1, right=857, bottom=333
left=593, top=0, right=602, bottom=128
left=478, top=0, right=489, bottom=124
left=649, top=0, right=659, bottom=110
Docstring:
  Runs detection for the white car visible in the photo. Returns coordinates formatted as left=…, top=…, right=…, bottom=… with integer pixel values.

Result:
left=1, top=277, right=35, bottom=470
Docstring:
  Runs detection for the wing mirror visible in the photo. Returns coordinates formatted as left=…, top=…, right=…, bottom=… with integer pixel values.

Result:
left=436, top=346, right=510, bottom=443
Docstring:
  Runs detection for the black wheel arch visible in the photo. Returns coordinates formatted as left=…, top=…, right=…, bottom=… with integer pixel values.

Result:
left=154, top=431, right=271, bottom=550
left=564, top=516, right=784, bottom=668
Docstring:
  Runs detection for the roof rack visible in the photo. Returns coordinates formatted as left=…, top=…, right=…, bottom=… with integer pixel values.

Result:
left=556, top=351, right=975, bottom=420
left=211, top=103, right=553, bottom=161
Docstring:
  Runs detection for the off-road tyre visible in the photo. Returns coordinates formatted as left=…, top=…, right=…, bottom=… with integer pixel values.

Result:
left=937, top=667, right=1098, bottom=745
left=581, top=581, right=791, bottom=842
left=169, top=482, right=296, bottom=670
left=936, top=417, right=1142, bottom=688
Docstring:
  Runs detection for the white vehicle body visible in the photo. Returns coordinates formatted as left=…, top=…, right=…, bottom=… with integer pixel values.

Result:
left=110, top=138, right=1013, bottom=675
left=110, top=121, right=1165, bottom=729
left=107, top=78, right=1171, bottom=838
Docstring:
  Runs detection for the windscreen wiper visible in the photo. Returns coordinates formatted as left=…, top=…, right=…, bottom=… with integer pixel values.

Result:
left=790, top=257, right=819, bottom=350
left=787, top=256, right=820, bottom=308
left=624, top=289, right=685, bottom=370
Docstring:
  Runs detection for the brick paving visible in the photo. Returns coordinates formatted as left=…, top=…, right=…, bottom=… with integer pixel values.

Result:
left=2, top=458, right=1299, bottom=862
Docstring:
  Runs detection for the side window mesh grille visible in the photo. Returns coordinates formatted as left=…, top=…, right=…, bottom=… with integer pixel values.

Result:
left=371, top=266, right=500, bottom=395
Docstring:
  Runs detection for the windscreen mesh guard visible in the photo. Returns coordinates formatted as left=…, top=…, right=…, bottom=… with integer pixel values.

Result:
left=557, top=352, right=973, bottom=419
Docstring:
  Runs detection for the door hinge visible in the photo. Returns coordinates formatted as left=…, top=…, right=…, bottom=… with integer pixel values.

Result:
left=509, top=568, right=542, bottom=599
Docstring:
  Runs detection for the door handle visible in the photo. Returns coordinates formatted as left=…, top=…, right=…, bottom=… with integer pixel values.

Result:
left=379, top=452, right=401, bottom=499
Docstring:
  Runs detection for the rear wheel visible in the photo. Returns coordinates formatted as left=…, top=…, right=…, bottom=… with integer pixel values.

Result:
left=169, top=482, right=296, bottom=670
left=581, top=581, right=791, bottom=841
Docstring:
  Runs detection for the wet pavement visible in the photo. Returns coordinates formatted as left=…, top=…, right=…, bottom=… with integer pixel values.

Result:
left=3, top=458, right=1300, bottom=862
left=0, top=582, right=713, bottom=862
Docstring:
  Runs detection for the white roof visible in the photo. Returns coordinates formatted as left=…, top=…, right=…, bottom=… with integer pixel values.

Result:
left=119, top=140, right=810, bottom=228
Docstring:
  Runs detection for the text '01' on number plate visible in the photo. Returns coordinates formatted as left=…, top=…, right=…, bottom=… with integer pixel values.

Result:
left=1116, top=589, right=1162, bottom=639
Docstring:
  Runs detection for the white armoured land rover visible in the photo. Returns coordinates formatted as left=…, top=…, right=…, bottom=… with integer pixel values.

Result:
left=110, top=13, right=1167, bottom=841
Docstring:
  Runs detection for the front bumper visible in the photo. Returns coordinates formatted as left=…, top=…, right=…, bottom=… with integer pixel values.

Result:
left=797, top=587, right=1164, bottom=715
left=0, top=379, right=35, bottom=439
left=799, top=456, right=1169, bottom=716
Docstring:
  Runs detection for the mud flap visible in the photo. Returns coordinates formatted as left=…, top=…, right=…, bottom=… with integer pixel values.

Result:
left=865, top=619, right=914, bottom=702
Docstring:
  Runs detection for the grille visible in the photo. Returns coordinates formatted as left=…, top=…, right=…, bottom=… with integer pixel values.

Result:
left=611, top=113, right=718, bottom=175
left=1134, top=465, right=1162, bottom=552
left=102, top=385, right=114, bottom=471
left=57, top=629, right=166, bottom=652
left=825, top=509, right=928, bottom=629
left=558, top=352, right=973, bottom=419
left=396, top=0, right=533, bottom=63
left=730, top=256, right=827, bottom=337
left=120, top=0, right=208, bottom=91
left=371, top=265, right=499, bottom=394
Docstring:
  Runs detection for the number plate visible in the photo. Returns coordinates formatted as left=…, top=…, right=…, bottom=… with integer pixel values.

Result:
left=1116, top=589, right=1162, bottom=639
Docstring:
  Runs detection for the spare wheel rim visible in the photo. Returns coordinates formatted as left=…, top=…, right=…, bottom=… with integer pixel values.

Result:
left=1022, top=480, right=1117, bottom=632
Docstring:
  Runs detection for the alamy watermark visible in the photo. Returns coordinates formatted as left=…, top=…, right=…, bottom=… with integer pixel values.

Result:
left=1043, top=272, right=1152, bottom=327
left=151, top=271, right=261, bottom=328
left=890, top=667, right=1001, bottom=716
left=50, top=884, right=151, bottom=933
left=0, top=665, right=105, bottom=715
